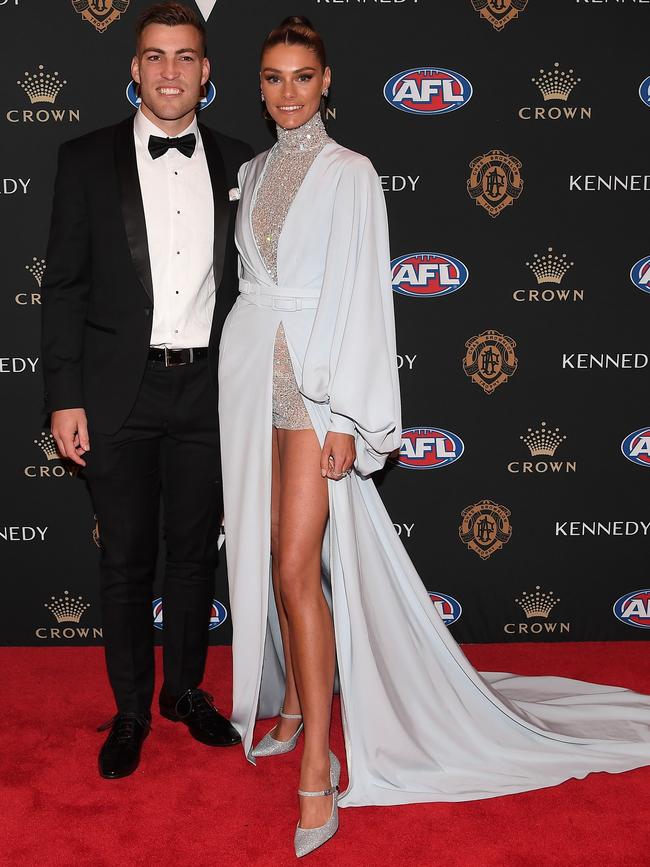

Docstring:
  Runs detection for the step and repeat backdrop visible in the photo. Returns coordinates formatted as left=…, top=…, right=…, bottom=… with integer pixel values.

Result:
left=1, top=0, right=649, bottom=647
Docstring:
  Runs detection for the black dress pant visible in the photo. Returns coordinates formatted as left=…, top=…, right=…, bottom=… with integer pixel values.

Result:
left=84, top=359, right=221, bottom=714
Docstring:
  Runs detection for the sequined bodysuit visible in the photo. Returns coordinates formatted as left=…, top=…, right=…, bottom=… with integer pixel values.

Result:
left=251, top=113, right=329, bottom=430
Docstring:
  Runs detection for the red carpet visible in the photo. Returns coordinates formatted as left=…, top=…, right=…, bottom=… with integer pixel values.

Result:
left=1, top=643, right=649, bottom=867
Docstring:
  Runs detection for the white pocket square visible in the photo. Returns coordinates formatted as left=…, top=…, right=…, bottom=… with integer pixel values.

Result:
left=228, top=187, right=241, bottom=201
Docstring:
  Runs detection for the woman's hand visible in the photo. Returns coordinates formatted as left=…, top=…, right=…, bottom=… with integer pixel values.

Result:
left=320, top=432, right=356, bottom=480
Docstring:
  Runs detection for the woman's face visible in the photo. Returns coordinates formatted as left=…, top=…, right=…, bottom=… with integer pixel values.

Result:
left=260, top=43, right=331, bottom=130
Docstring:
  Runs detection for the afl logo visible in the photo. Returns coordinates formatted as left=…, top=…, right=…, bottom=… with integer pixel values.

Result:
left=391, top=252, right=469, bottom=299
left=630, top=256, right=650, bottom=295
left=126, top=80, right=217, bottom=110
left=613, top=589, right=650, bottom=629
left=639, top=76, right=650, bottom=108
left=429, top=592, right=462, bottom=625
left=621, top=427, right=650, bottom=467
left=397, top=427, right=464, bottom=470
left=152, top=597, right=228, bottom=630
left=383, top=67, right=472, bottom=116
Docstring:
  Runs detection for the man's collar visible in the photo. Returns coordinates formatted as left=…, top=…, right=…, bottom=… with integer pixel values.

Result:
left=133, top=108, right=199, bottom=153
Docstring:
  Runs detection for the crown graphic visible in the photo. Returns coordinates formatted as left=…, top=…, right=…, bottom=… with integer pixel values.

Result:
left=25, top=257, right=46, bottom=287
left=520, top=421, right=566, bottom=457
left=515, top=586, right=559, bottom=619
left=34, top=432, right=60, bottom=461
left=532, top=63, right=580, bottom=102
left=17, top=65, right=67, bottom=104
left=44, top=591, right=90, bottom=623
left=526, top=247, right=573, bottom=285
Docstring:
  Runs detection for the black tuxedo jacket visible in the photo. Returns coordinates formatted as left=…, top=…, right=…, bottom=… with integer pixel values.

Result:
left=41, top=115, right=253, bottom=434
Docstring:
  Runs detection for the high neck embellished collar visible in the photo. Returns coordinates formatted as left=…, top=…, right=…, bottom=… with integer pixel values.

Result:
left=276, top=112, right=329, bottom=153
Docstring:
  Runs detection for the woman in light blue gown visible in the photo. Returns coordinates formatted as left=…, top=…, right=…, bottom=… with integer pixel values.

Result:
left=218, top=15, right=650, bottom=859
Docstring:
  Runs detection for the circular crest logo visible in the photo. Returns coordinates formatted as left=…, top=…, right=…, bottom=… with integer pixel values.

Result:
left=126, top=80, right=216, bottom=111
left=429, top=591, right=462, bottom=625
left=464, top=329, right=518, bottom=394
left=630, top=256, right=650, bottom=295
left=73, top=0, right=131, bottom=33
left=468, top=150, right=524, bottom=218
left=391, top=252, right=469, bottom=299
left=621, top=427, right=650, bottom=467
left=397, top=427, right=464, bottom=470
left=383, top=67, right=472, bottom=115
left=472, top=0, right=528, bottom=31
left=613, top=589, right=650, bottom=629
left=639, top=76, right=650, bottom=108
left=152, top=597, right=227, bottom=630
left=459, top=500, right=512, bottom=560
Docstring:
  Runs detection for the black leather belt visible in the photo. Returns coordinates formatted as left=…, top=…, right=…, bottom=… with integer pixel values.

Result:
left=147, top=347, right=209, bottom=367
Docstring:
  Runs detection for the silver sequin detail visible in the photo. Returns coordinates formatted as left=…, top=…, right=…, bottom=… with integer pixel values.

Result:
left=252, top=113, right=329, bottom=431
left=294, top=751, right=341, bottom=858
left=250, top=718, right=304, bottom=757
left=252, top=112, right=329, bottom=283
left=272, top=324, right=312, bottom=430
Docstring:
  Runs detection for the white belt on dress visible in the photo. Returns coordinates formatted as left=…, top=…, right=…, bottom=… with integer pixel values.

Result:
left=239, top=279, right=320, bottom=311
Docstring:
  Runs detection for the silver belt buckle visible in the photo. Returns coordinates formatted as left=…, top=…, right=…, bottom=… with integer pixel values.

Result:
left=164, top=347, right=193, bottom=367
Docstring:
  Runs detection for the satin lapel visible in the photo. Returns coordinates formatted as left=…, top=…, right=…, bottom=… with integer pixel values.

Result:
left=114, top=116, right=153, bottom=302
left=199, top=124, right=229, bottom=289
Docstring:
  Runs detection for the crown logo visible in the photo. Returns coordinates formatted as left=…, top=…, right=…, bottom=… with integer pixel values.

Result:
left=526, top=247, right=573, bottom=285
left=26, top=257, right=46, bottom=287
left=17, top=65, right=66, bottom=104
left=34, top=432, right=60, bottom=461
left=515, top=586, right=559, bottom=619
left=520, top=421, right=566, bottom=457
left=532, top=63, right=580, bottom=102
left=44, top=590, right=90, bottom=623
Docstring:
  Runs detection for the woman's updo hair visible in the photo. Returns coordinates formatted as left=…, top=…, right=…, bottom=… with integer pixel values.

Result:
left=261, top=16, right=327, bottom=70
left=260, top=17, right=330, bottom=124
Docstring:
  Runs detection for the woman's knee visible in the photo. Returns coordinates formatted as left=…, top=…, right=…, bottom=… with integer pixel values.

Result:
left=278, top=555, right=321, bottom=613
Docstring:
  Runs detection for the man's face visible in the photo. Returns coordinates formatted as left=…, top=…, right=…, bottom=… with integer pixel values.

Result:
left=131, top=23, right=209, bottom=129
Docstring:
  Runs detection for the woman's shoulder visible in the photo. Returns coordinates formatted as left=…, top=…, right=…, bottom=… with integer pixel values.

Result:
left=322, top=141, right=380, bottom=190
left=238, top=147, right=274, bottom=184
left=325, top=141, right=377, bottom=175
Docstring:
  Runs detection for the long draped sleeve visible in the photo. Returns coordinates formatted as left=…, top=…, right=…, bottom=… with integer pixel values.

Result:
left=301, top=154, right=402, bottom=477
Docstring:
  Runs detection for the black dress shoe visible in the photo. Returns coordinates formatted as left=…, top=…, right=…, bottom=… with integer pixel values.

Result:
left=159, top=688, right=241, bottom=747
left=97, top=712, right=151, bottom=779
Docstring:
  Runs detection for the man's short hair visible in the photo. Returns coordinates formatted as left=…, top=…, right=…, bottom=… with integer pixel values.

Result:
left=136, top=2, right=207, bottom=55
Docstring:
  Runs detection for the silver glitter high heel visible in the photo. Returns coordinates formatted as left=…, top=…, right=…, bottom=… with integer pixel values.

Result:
left=250, top=707, right=304, bottom=758
left=294, top=751, right=341, bottom=858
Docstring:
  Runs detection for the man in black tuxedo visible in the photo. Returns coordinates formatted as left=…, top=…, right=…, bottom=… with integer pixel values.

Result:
left=41, top=2, right=252, bottom=779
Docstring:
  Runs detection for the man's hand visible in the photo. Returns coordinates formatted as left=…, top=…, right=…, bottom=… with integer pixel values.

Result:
left=320, top=432, right=356, bottom=480
left=51, top=408, right=90, bottom=467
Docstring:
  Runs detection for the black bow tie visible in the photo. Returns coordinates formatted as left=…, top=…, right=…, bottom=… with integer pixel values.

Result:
left=148, top=132, right=196, bottom=160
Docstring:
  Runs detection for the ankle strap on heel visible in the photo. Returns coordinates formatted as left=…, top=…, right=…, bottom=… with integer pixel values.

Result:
left=298, top=785, right=337, bottom=798
left=279, top=706, right=303, bottom=720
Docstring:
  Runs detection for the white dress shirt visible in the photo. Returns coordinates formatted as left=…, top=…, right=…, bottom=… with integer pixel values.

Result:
left=133, top=109, right=215, bottom=349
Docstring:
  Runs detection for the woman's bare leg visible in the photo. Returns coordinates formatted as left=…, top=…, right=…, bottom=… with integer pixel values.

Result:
left=270, top=426, right=302, bottom=740
left=276, top=426, right=335, bottom=829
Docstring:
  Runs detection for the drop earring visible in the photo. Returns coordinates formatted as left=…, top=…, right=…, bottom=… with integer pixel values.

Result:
left=260, top=91, right=265, bottom=102
left=322, top=88, right=329, bottom=97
